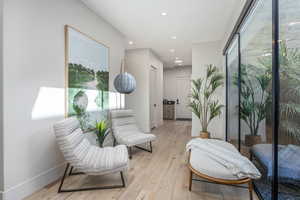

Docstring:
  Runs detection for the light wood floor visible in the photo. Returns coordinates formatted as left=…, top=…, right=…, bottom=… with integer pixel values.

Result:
left=25, top=120, right=258, bottom=200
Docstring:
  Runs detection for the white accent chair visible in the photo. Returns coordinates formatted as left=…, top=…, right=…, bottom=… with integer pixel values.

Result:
left=53, top=117, right=129, bottom=193
left=110, top=109, right=156, bottom=159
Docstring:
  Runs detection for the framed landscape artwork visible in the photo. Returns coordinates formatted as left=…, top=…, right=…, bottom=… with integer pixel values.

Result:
left=65, top=25, right=109, bottom=132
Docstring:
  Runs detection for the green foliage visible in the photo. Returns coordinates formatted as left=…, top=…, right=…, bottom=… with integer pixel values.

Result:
left=95, top=71, right=109, bottom=109
left=67, top=63, right=109, bottom=132
left=96, top=71, right=109, bottom=91
left=72, top=90, right=87, bottom=115
left=258, top=41, right=300, bottom=141
left=233, top=41, right=300, bottom=141
left=68, top=63, right=95, bottom=88
left=234, top=63, right=271, bottom=136
left=188, top=64, right=224, bottom=132
left=68, top=63, right=109, bottom=91
left=95, top=120, right=110, bottom=147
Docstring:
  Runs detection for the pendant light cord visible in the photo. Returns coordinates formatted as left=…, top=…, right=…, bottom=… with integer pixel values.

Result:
left=120, top=59, right=125, bottom=73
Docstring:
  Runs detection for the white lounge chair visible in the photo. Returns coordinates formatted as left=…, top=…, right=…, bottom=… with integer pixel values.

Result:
left=53, top=117, right=129, bottom=193
left=110, top=109, right=156, bottom=159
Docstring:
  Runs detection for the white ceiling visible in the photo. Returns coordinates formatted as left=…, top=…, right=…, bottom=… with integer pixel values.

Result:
left=82, top=0, right=242, bottom=68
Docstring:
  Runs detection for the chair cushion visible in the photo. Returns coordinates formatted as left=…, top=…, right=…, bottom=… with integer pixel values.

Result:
left=66, top=139, right=91, bottom=170
left=115, top=131, right=156, bottom=146
left=56, top=128, right=85, bottom=151
left=278, top=145, right=300, bottom=182
left=113, top=124, right=139, bottom=132
left=111, top=109, right=134, bottom=118
left=112, top=117, right=136, bottom=127
left=53, top=117, right=129, bottom=175
left=190, top=142, right=241, bottom=180
left=82, top=144, right=129, bottom=175
left=252, top=144, right=300, bottom=182
left=53, top=117, right=80, bottom=137
left=110, top=109, right=156, bottom=146
left=251, top=144, right=285, bottom=175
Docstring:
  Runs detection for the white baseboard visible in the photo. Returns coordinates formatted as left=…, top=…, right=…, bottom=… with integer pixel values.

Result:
left=2, top=163, right=65, bottom=200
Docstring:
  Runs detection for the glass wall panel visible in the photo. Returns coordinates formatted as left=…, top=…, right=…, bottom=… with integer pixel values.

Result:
left=278, top=0, right=300, bottom=199
left=225, top=0, right=300, bottom=199
left=239, top=0, right=273, bottom=199
left=227, top=37, right=239, bottom=150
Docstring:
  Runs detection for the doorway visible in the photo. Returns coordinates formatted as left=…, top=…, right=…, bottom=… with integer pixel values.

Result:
left=150, top=66, right=158, bottom=128
left=175, top=76, right=191, bottom=120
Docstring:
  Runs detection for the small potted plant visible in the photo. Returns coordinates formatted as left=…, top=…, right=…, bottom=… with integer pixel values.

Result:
left=95, top=120, right=110, bottom=147
left=188, top=64, right=224, bottom=138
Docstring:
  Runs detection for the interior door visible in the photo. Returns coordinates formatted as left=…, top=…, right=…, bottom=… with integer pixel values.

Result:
left=150, top=67, right=157, bottom=128
left=176, top=77, right=191, bottom=119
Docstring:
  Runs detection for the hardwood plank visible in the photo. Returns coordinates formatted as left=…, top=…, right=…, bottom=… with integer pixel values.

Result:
left=25, top=121, right=258, bottom=200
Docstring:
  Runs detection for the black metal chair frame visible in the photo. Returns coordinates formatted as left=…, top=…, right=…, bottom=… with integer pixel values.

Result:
left=128, top=141, right=153, bottom=159
left=113, top=137, right=153, bottom=159
left=58, top=163, right=126, bottom=193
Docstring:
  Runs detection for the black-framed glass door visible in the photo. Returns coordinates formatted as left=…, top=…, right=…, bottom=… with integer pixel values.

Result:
left=224, top=0, right=300, bottom=199
left=277, top=0, right=300, bottom=199
left=226, top=36, right=240, bottom=151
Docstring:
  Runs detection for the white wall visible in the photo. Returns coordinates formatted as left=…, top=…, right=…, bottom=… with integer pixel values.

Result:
left=2, top=0, right=125, bottom=199
left=125, top=49, right=163, bottom=132
left=149, top=50, right=164, bottom=127
left=190, top=1, right=246, bottom=139
left=164, top=66, right=192, bottom=100
left=125, top=49, right=150, bottom=132
left=164, top=66, right=192, bottom=119
left=0, top=0, right=4, bottom=198
left=192, top=41, right=224, bottom=138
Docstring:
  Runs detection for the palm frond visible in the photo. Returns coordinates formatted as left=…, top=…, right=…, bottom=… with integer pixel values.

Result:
left=251, top=40, right=300, bottom=141
left=280, top=103, right=300, bottom=119
left=280, top=121, right=300, bottom=142
left=209, top=100, right=223, bottom=121
left=188, top=101, right=201, bottom=119
left=206, top=64, right=217, bottom=78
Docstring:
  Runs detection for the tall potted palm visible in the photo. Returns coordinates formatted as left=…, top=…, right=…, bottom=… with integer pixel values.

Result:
left=189, top=64, right=224, bottom=138
left=233, top=41, right=300, bottom=145
left=234, top=64, right=272, bottom=146
left=259, top=41, right=300, bottom=143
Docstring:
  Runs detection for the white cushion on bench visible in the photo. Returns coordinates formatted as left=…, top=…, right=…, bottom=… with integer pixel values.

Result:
left=190, top=140, right=241, bottom=180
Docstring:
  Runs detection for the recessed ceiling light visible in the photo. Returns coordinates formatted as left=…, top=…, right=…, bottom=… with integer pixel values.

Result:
left=262, top=53, right=272, bottom=57
left=175, top=57, right=179, bottom=60
left=169, top=49, right=175, bottom=53
left=128, top=41, right=133, bottom=45
left=174, top=60, right=183, bottom=64
left=161, top=12, right=167, bottom=16
left=171, top=36, right=177, bottom=39
left=289, top=21, right=300, bottom=26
